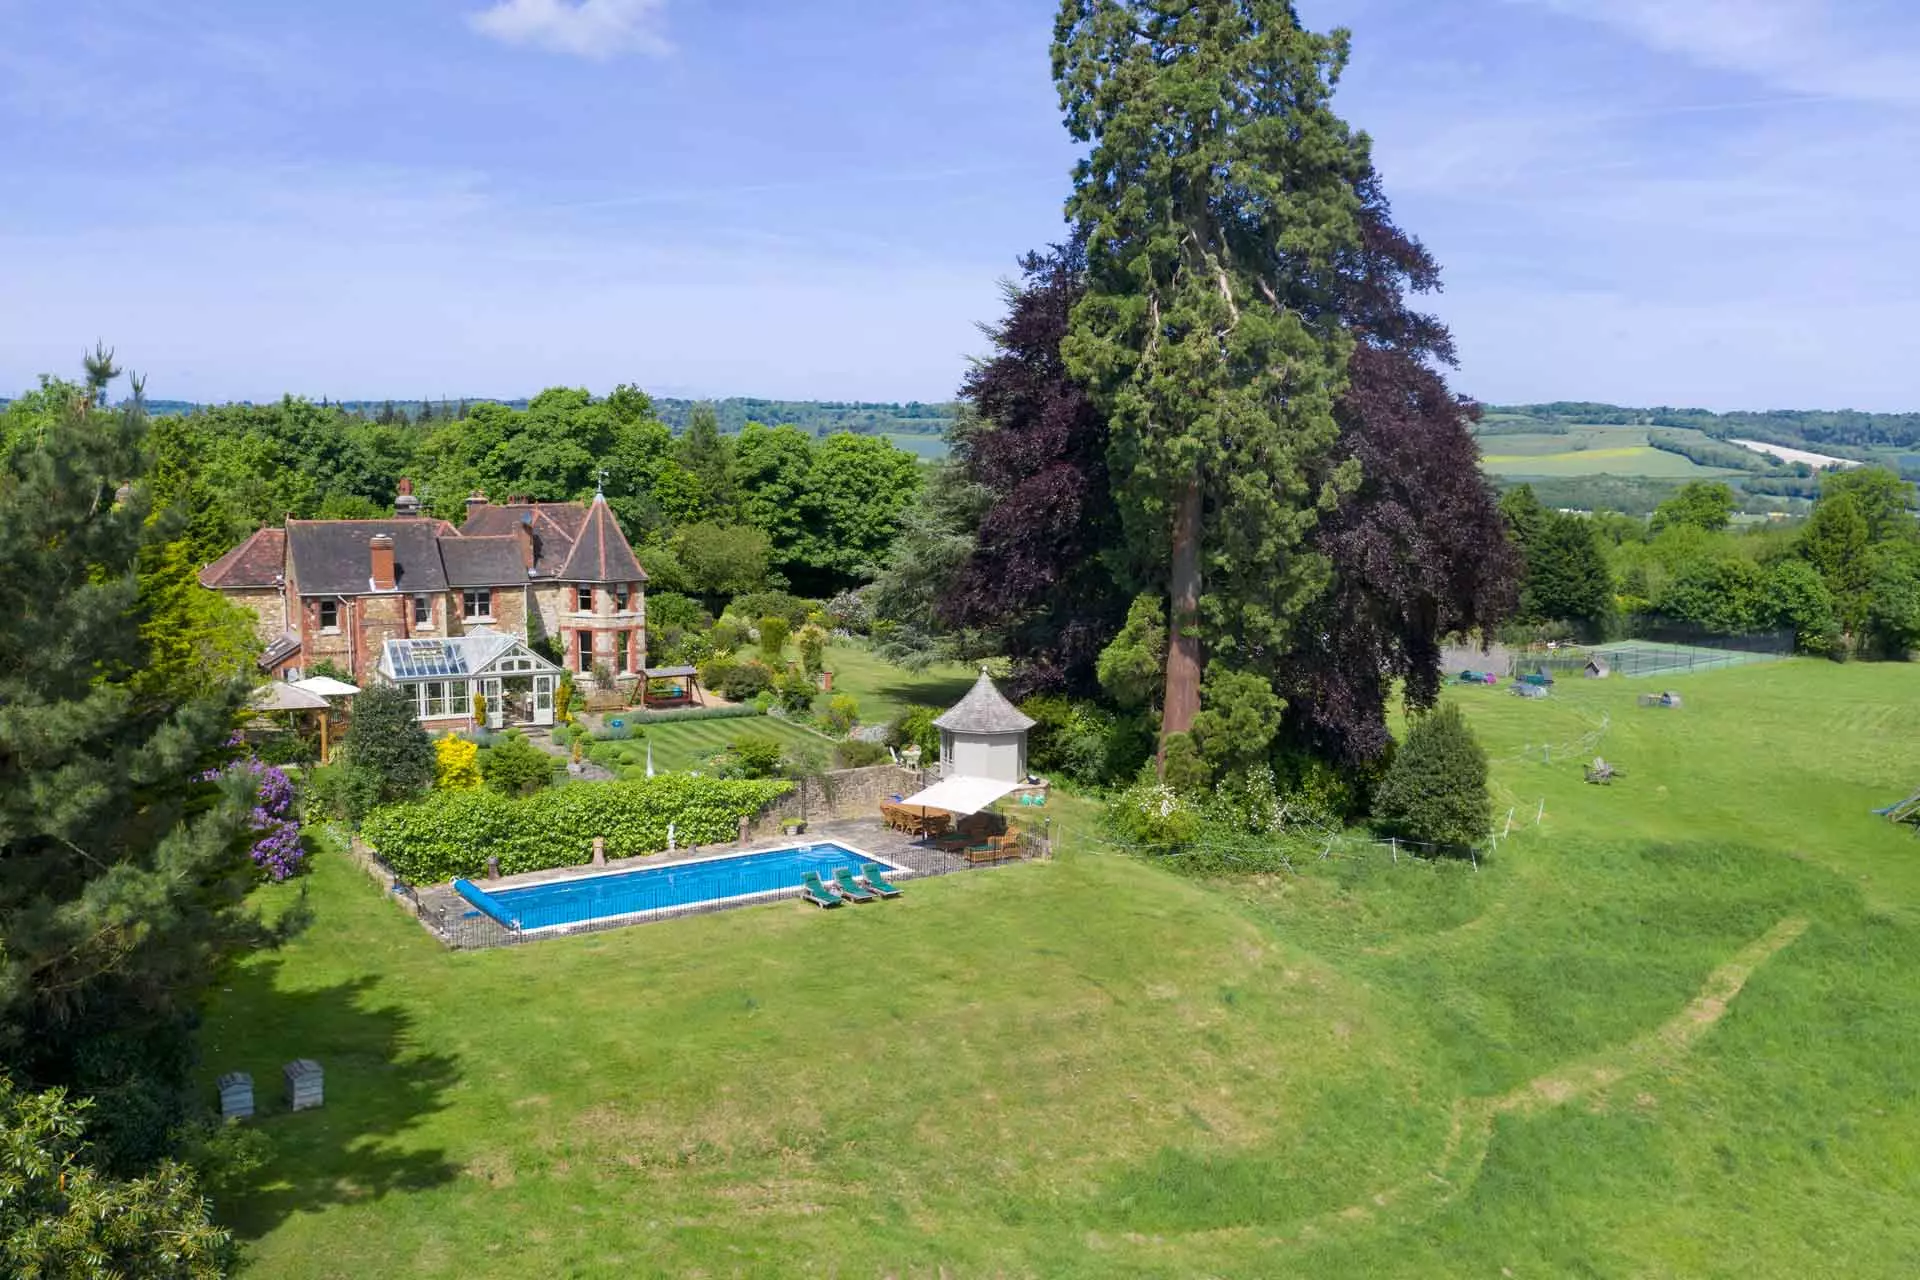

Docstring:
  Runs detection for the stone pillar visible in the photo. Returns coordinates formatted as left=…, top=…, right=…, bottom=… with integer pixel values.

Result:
left=591, top=836, right=606, bottom=866
left=737, top=815, right=750, bottom=845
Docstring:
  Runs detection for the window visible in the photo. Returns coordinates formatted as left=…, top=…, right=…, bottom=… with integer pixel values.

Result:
left=614, top=584, right=630, bottom=612
left=412, top=595, right=432, bottom=626
left=462, top=589, right=492, bottom=620
left=416, top=679, right=468, bottom=719
left=318, top=600, right=338, bottom=632
left=576, top=585, right=594, bottom=613
left=576, top=631, right=594, bottom=673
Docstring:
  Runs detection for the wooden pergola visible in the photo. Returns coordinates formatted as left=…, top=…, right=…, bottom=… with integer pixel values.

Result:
left=641, top=665, right=701, bottom=709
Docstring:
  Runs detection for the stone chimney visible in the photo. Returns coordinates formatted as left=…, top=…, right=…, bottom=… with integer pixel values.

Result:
left=465, top=490, right=488, bottom=517
left=394, top=477, right=420, bottom=519
left=369, top=534, right=396, bottom=591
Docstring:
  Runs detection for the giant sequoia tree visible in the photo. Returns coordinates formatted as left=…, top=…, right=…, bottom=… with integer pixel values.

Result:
left=0, top=377, right=275, bottom=1173
left=1054, top=0, right=1373, bottom=742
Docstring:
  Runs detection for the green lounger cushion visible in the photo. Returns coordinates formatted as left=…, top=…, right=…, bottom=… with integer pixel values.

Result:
left=831, top=867, right=876, bottom=902
left=859, top=863, right=902, bottom=897
left=799, top=871, right=843, bottom=908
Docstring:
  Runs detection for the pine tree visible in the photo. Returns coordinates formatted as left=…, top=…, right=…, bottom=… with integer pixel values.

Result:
left=1371, top=703, right=1490, bottom=850
left=1054, top=0, right=1373, bottom=746
left=675, top=403, right=735, bottom=518
left=0, top=379, right=273, bottom=1171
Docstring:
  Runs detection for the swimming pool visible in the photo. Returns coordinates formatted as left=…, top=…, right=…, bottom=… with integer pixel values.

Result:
left=452, top=842, right=902, bottom=933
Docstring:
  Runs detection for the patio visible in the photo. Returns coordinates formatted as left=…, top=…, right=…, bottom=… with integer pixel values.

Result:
left=396, top=816, right=1045, bottom=949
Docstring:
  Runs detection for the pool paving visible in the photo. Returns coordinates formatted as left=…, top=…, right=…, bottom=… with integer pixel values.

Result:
left=405, top=817, right=1033, bottom=949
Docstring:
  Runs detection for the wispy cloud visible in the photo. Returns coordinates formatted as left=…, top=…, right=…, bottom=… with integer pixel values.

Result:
left=1515, top=0, right=1920, bottom=105
left=467, top=0, right=670, bottom=60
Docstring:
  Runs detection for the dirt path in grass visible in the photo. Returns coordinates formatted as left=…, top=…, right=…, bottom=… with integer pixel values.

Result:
left=1297, top=914, right=1809, bottom=1243
left=1122, top=914, right=1810, bottom=1264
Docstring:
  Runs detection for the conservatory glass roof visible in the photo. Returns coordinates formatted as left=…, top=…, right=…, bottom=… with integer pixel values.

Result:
left=377, top=632, right=556, bottom=682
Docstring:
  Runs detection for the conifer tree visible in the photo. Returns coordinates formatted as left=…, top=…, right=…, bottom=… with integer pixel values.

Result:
left=1054, top=0, right=1373, bottom=746
left=0, top=374, right=273, bottom=1171
left=1372, top=703, right=1490, bottom=850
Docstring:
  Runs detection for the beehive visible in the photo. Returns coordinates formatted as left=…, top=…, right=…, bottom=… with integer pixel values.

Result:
left=217, top=1071, right=254, bottom=1121
left=283, top=1059, right=324, bottom=1111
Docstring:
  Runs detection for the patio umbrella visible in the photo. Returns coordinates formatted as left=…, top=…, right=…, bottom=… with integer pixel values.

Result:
left=287, top=676, right=359, bottom=762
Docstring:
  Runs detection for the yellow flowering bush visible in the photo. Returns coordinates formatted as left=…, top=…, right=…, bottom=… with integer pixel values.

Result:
left=434, top=733, right=482, bottom=790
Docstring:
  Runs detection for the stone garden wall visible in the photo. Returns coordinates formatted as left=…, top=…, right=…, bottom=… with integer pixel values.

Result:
left=744, top=763, right=931, bottom=838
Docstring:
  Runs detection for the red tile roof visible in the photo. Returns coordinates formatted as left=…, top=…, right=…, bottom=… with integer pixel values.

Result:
left=199, top=527, right=286, bottom=589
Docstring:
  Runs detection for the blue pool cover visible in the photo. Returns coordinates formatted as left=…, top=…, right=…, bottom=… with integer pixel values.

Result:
left=453, top=843, right=899, bottom=931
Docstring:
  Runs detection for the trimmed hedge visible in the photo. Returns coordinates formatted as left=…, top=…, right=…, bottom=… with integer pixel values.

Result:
left=363, top=775, right=792, bottom=884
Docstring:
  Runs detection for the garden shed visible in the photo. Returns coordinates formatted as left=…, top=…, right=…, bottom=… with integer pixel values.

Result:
left=933, top=669, right=1034, bottom=784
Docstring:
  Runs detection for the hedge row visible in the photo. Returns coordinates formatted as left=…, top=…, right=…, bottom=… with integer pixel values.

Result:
left=362, top=775, right=792, bottom=884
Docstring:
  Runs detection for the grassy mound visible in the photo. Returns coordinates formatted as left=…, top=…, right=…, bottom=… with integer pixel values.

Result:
left=206, top=660, right=1920, bottom=1276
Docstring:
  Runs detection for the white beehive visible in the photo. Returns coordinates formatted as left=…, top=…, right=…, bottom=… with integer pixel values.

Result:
left=217, top=1071, right=254, bottom=1121
left=283, top=1059, right=324, bottom=1111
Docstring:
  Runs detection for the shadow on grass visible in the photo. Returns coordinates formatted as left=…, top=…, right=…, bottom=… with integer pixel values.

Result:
left=871, top=674, right=978, bottom=714
left=204, top=958, right=460, bottom=1240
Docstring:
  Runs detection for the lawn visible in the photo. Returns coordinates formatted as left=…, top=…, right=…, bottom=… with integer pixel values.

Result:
left=1478, top=443, right=1736, bottom=479
left=208, top=660, right=1920, bottom=1276
left=588, top=715, right=829, bottom=774
left=821, top=640, right=980, bottom=727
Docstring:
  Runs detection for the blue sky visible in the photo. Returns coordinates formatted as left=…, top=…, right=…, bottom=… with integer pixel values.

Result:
left=3, top=0, right=1916, bottom=410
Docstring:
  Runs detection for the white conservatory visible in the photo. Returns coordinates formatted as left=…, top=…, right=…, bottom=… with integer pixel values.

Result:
left=377, top=632, right=564, bottom=728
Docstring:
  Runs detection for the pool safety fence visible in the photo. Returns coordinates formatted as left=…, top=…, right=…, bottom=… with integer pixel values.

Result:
left=411, top=829, right=1049, bottom=951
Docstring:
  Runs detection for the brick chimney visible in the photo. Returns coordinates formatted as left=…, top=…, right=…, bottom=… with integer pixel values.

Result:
left=394, top=476, right=420, bottom=519
left=369, top=533, right=396, bottom=591
left=465, top=490, right=488, bottom=516
left=514, top=511, right=536, bottom=570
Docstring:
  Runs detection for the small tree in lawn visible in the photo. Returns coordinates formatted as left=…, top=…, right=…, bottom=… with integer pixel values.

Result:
left=1371, top=703, right=1490, bottom=852
left=758, top=614, right=790, bottom=662
left=795, top=623, right=828, bottom=677
left=343, top=683, right=435, bottom=805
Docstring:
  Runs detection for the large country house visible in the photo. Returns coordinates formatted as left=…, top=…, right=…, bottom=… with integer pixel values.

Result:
left=199, top=481, right=647, bottom=727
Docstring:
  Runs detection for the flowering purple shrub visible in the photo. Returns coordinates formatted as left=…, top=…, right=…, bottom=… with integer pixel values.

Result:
left=203, top=753, right=306, bottom=881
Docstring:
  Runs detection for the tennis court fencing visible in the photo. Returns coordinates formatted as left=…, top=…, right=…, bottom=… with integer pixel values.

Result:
left=1509, top=627, right=1794, bottom=680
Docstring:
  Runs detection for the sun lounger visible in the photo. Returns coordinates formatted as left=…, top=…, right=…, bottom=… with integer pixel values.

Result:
left=799, top=871, right=844, bottom=908
left=859, top=863, right=902, bottom=897
left=831, top=867, right=877, bottom=902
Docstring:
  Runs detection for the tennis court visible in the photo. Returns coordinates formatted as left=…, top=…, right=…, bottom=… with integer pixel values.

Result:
left=1511, top=634, right=1793, bottom=679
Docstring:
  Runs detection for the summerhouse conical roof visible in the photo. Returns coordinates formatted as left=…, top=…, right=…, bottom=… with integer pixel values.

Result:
left=933, top=669, right=1036, bottom=734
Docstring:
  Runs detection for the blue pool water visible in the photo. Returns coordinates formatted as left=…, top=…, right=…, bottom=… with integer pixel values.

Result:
left=453, top=843, right=899, bottom=931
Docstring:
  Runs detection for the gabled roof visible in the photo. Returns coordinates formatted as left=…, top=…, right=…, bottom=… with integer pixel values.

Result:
left=377, top=631, right=560, bottom=681
left=285, top=519, right=454, bottom=596
left=200, top=527, right=285, bottom=589
left=559, top=495, right=647, bottom=584
left=933, top=669, right=1035, bottom=735
left=440, top=535, right=528, bottom=587
left=459, top=503, right=585, bottom=579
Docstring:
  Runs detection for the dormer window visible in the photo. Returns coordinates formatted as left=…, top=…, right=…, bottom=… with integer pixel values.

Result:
left=576, top=585, right=594, bottom=612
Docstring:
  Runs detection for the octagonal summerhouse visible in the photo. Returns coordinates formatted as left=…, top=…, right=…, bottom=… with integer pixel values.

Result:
left=932, top=669, right=1035, bottom=784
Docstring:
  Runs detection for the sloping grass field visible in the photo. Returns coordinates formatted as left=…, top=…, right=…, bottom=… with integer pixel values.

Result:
left=209, top=661, right=1920, bottom=1276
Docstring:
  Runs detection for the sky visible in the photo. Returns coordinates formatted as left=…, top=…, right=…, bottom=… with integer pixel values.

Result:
left=2, top=0, right=1916, bottom=411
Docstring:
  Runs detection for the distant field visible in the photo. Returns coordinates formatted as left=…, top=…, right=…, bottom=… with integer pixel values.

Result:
left=884, top=432, right=948, bottom=460
left=1479, top=443, right=1736, bottom=480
